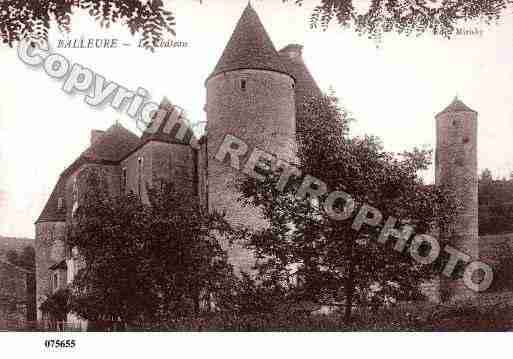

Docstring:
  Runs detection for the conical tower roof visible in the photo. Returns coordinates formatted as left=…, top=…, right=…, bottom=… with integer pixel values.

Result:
left=207, top=3, right=289, bottom=81
left=437, top=97, right=477, bottom=117
left=278, top=44, right=322, bottom=104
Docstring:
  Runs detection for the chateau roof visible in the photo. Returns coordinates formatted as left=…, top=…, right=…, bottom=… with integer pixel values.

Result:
left=278, top=44, right=322, bottom=105
left=207, top=3, right=289, bottom=81
left=36, top=176, right=67, bottom=223
left=437, top=97, right=477, bottom=117
left=140, top=98, right=195, bottom=146
left=82, top=122, right=140, bottom=162
left=36, top=123, right=139, bottom=224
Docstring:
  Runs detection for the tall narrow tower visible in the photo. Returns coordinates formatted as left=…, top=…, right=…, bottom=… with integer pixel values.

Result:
left=435, top=97, right=478, bottom=301
left=205, top=4, right=296, bottom=274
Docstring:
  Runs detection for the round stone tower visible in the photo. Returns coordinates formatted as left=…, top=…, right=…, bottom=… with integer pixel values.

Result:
left=205, top=3, right=296, bottom=274
left=435, top=97, right=478, bottom=301
left=35, top=175, right=68, bottom=320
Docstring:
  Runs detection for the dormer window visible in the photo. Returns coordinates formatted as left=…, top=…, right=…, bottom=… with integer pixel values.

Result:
left=240, top=79, right=247, bottom=91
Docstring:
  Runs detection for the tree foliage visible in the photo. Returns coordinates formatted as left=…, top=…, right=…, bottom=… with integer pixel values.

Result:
left=478, top=169, right=513, bottom=235
left=6, top=245, right=37, bottom=321
left=39, top=288, right=70, bottom=322
left=6, top=245, right=35, bottom=271
left=0, top=0, right=176, bottom=51
left=285, top=0, right=513, bottom=41
left=2, top=1, right=511, bottom=52
left=66, top=169, right=235, bottom=326
left=238, top=94, right=460, bottom=323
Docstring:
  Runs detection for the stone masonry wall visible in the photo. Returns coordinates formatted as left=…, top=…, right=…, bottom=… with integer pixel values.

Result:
left=66, top=164, right=121, bottom=218
left=149, top=141, right=196, bottom=196
left=121, top=146, right=153, bottom=202
left=121, top=141, right=195, bottom=203
left=197, top=139, right=209, bottom=209
left=206, top=69, right=296, bottom=274
left=35, top=221, right=66, bottom=320
left=435, top=110, right=478, bottom=301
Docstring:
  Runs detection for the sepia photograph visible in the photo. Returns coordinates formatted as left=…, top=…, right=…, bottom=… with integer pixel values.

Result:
left=0, top=0, right=512, bottom=355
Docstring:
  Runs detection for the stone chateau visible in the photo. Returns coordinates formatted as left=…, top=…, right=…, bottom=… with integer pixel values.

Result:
left=35, top=4, right=508, bottom=323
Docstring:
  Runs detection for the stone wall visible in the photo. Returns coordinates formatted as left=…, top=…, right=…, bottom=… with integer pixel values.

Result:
left=206, top=69, right=296, bottom=274
left=66, top=164, right=121, bottom=217
left=197, top=138, right=209, bottom=209
left=35, top=221, right=66, bottom=320
left=121, top=141, right=196, bottom=203
left=121, top=145, right=153, bottom=202
left=435, top=109, right=478, bottom=300
left=148, top=141, right=196, bottom=196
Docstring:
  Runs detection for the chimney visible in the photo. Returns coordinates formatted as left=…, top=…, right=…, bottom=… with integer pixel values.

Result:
left=90, top=130, right=105, bottom=145
left=279, top=44, right=303, bottom=61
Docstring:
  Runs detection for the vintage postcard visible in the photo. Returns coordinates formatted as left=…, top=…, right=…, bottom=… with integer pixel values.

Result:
left=0, top=0, right=512, bottom=356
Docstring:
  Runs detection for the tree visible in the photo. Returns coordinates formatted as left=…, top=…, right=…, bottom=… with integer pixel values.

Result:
left=480, top=168, right=494, bottom=183
left=478, top=169, right=513, bottom=235
left=6, top=245, right=37, bottom=321
left=284, top=0, right=513, bottom=41
left=0, top=0, right=175, bottom=51
left=2, top=1, right=511, bottom=51
left=39, top=288, right=70, bottom=323
left=144, top=180, right=236, bottom=318
left=238, top=94, right=459, bottom=323
left=66, top=169, right=235, bottom=327
left=6, top=246, right=35, bottom=271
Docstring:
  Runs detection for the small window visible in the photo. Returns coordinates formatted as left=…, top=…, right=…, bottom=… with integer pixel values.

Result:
left=57, top=197, right=63, bottom=211
left=71, top=201, right=78, bottom=218
left=73, top=176, right=78, bottom=199
left=453, top=120, right=458, bottom=126
left=240, top=79, right=247, bottom=91
left=137, top=157, right=144, bottom=196
left=121, top=167, right=127, bottom=193
left=52, top=273, right=59, bottom=292
left=463, top=137, right=469, bottom=144
left=291, top=83, right=295, bottom=89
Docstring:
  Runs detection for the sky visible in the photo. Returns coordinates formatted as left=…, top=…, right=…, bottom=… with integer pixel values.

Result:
left=0, top=0, right=512, bottom=238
